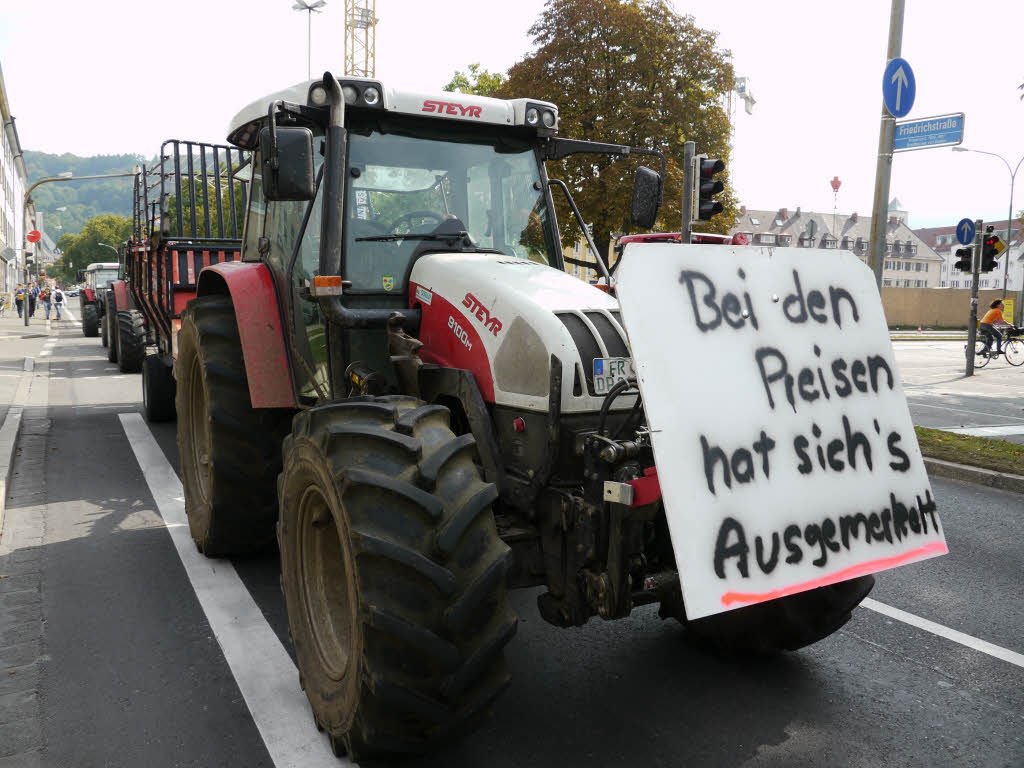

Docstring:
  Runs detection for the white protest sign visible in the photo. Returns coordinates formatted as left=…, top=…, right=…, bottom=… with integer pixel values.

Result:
left=617, top=244, right=946, bottom=620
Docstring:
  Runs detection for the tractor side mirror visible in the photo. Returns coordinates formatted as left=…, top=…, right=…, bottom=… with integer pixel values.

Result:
left=630, top=166, right=661, bottom=229
left=260, top=126, right=315, bottom=202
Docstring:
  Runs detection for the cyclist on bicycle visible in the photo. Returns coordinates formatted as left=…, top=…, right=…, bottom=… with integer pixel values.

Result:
left=979, top=299, right=1013, bottom=355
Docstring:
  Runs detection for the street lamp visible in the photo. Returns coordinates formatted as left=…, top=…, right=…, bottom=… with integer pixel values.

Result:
left=952, top=146, right=1024, bottom=314
left=293, top=0, right=326, bottom=79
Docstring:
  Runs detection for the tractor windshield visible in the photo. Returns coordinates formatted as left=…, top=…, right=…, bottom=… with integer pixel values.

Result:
left=94, top=269, right=119, bottom=288
left=343, top=118, right=554, bottom=293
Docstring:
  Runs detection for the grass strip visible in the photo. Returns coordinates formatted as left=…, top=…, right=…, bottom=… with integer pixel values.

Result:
left=915, top=426, right=1024, bottom=477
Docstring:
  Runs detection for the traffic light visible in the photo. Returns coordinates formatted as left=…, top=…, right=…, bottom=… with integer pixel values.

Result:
left=953, top=247, right=972, bottom=272
left=981, top=233, right=1004, bottom=273
left=692, top=154, right=726, bottom=221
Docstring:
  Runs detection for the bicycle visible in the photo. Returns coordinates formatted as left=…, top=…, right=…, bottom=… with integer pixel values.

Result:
left=973, top=326, right=1024, bottom=368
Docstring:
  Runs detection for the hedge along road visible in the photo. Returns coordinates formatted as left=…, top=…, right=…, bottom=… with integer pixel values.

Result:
left=6, top=322, right=1023, bottom=767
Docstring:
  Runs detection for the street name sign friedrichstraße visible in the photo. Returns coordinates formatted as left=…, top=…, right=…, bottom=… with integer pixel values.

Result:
left=893, top=113, right=965, bottom=153
left=617, top=245, right=947, bottom=619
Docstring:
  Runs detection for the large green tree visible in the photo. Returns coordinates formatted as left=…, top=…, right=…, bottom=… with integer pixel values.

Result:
left=50, top=214, right=131, bottom=283
left=499, top=0, right=737, bottom=263
left=443, top=63, right=507, bottom=97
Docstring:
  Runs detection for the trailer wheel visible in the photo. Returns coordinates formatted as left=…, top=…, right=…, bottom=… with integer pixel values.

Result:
left=143, top=354, right=176, bottom=422
left=106, top=293, right=119, bottom=362
left=670, top=575, right=875, bottom=653
left=177, top=295, right=292, bottom=555
left=278, top=397, right=516, bottom=760
left=100, top=294, right=109, bottom=348
left=82, top=304, right=99, bottom=337
left=117, top=310, right=146, bottom=373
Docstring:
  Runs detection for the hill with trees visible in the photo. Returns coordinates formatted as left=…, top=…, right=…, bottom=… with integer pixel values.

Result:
left=24, top=150, right=142, bottom=237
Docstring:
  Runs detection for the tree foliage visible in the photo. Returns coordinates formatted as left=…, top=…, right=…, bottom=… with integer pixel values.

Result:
left=443, top=63, right=507, bottom=97
left=499, top=0, right=737, bottom=262
left=49, top=214, right=131, bottom=284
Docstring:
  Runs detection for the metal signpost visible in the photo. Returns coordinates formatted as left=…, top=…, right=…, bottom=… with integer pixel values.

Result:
left=893, top=113, right=964, bottom=153
left=867, top=0, right=910, bottom=289
left=965, top=219, right=983, bottom=376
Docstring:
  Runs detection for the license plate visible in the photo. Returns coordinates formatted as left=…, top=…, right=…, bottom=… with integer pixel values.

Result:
left=592, top=357, right=634, bottom=395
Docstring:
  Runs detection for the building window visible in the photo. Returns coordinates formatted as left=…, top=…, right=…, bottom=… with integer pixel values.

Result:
left=778, top=234, right=792, bottom=246
left=907, top=244, right=917, bottom=255
left=915, top=262, right=924, bottom=272
left=893, top=241, right=903, bottom=254
left=750, top=217, right=760, bottom=226
left=915, top=280, right=923, bottom=287
left=774, top=218, right=784, bottom=227
left=903, top=261, right=912, bottom=270
left=799, top=235, right=814, bottom=247
left=885, top=241, right=893, bottom=253
left=883, top=279, right=892, bottom=286
left=759, top=233, right=776, bottom=245
left=855, top=237, right=866, bottom=251
left=823, top=237, right=837, bottom=249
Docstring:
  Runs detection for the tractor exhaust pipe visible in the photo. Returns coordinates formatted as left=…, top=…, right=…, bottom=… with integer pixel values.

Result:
left=317, top=71, right=419, bottom=331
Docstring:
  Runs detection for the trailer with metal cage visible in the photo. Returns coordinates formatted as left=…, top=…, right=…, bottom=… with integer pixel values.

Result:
left=125, top=139, right=249, bottom=420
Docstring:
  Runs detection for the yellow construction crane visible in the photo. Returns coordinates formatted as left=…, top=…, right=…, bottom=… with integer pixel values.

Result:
left=345, top=0, right=376, bottom=77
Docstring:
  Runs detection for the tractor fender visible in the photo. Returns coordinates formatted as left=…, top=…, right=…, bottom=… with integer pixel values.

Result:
left=111, top=280, right=130, bottom=312
left=197, top=262, right=297, bottom=409
left=82, top=288, right=96, bottom=304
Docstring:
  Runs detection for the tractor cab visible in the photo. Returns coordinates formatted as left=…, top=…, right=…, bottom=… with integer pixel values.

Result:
left=81, top=262, right=120, bottom=295
left=222, top=74, right=665, bottom=405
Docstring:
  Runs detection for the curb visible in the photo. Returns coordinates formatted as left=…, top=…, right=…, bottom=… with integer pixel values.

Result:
left=924, top=456, right=1024, bottom=495
left=0, top=358, right=34, bottom=539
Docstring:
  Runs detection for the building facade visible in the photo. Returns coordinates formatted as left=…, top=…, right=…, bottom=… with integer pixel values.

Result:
left=729, top=198, right=943, bottom=287
left=1, top=60, right=31, bottom=295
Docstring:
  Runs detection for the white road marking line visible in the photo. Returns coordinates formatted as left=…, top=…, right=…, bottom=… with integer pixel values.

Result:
left=118, top=414, right=345, bottom=768
left=906, top=399, right=1021, bottom=421
left=939, top=424, right=1024, bottom=437
left=861, top=598, right=1024, bottom=669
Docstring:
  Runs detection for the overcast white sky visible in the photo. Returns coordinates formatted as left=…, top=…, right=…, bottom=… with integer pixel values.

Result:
left=1, top=0, right=1021, bottom=228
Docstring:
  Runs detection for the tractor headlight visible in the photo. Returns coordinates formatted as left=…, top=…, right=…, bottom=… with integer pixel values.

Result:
left=362, top=86, right=381, bottom=105
left=526, top=107, right=540, bottom=126
left=342, top=85, right=359, bottom=104
left=542, top=109, right=556, bottom=128
left=309, top=86, right=328, bottom=105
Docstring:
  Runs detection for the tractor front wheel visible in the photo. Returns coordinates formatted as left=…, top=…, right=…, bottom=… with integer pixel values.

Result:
left=278, top=397, right=516, bottom=759
left=82, top=304, right=99, bottom=337
left=117, top=310, right=146, bottom=373
left=106, top=293, right=118, bottom=362
left=100, top=296, right=109, bottom=347
left=176, top=295, right=292, bottom=555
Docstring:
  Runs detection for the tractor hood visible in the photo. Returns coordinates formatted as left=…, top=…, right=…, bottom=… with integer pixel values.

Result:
left=409, top=252, right=632, bottom=414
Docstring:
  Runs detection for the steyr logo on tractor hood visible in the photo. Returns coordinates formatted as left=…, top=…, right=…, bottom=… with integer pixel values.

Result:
left=463, top=293, right=502, bottom=336
left=422, top=100, right=483, bottom=118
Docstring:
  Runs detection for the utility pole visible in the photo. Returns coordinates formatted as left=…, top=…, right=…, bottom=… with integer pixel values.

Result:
left=681, top=140, right=695, bottom=243
left=965, top=219, right=983, bottom=376
left=867, top=0, right=905, bottom=288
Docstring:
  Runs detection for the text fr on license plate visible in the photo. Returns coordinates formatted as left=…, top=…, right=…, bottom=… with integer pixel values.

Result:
left=593, top=357, right=635, bottom=395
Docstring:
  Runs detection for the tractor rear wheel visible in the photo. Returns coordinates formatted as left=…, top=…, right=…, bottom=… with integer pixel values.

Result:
left=670, top=575, right=875, bottom=653
left=82, top=304, right=99, bottom=337
left=143, top=354, right=176, bottom=422
left=177, top=295, right=292, bottom=555
left=278, top=397, right=516, bottom=760
left=117, top=310, right=146, bottom=373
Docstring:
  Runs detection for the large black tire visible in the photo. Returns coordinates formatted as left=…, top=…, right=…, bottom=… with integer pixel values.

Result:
left=143, top=354, right=176, bottom=422
left=117, top=310, right=146, bottom=373
left=176, top=295, right=292, bottom=555
left=100, top=299, right=109, bottom=347
left=278, top=397, right=516, bottom=760
left=106, top=293, right=118, bottom=362
left=82, top=304, right=99, bottom=337
left=670, top=575, right=875, bottom=653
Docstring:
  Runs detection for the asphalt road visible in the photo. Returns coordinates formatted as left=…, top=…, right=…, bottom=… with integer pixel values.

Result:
left=1, top=324, right=1022, bottom=767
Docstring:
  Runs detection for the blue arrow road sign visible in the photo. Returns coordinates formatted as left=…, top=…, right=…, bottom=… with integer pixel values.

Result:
left=882, top=57, right=915, bottom=118
left=956, top=218, right=975, bottom=246
left=893, top=113, right=964, bottom=153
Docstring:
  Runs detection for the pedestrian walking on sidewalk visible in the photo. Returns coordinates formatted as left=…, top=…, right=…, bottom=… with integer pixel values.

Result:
left=52, top=287, right=64, bottom=320
left=28, top=283, right=38, bottom=317
left=41, top=286, right=52, bottom=319
left=14, top=284, right=24, bottom=318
